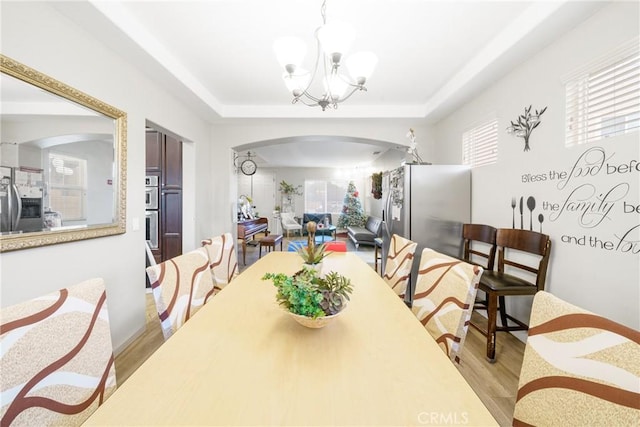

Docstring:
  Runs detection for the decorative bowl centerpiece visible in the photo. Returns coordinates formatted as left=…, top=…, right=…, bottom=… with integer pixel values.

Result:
left=262, top=264, right=353, bottom=329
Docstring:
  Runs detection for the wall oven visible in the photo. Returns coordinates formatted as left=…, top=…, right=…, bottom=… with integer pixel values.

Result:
left=145, top=210, right=159, bottom=249
left=145, top=187, right=159, bottom=210
left=145, top=175, right=159, bottom=249
left=145, top=175, right=159, bottom=210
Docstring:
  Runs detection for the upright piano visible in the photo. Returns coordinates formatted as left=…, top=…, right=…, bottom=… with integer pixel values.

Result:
left=237, top=217, right=268, bottom=265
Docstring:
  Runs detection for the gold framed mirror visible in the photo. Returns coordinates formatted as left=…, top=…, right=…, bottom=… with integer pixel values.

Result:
left=0, top=55, right=127, bottom=252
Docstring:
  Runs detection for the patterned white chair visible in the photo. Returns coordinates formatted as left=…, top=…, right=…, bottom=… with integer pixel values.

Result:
left=412, top=248, right=482, bottom=363
left=513, top=291, right=640, bottom=426
left=146, top=247, right=214, bottom=340
left=382, top=234, right=417, bottom=299
left=281, top=212, right=302, bottom=237
left=0, top=278, right=117, bottom=426
left=201, top=232, right=239, bottom=294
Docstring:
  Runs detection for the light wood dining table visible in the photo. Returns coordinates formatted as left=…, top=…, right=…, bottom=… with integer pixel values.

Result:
left=85, top=252, right=498, bottom=426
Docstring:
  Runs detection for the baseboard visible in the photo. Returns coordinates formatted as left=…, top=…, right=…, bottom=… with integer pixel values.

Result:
left=114, top=325, right=146, bottom=356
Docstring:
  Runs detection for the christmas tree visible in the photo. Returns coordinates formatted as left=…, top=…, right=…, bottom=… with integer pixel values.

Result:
left=337, top=181, right=367, bottom=228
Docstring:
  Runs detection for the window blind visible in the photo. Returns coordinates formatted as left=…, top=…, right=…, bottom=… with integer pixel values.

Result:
left=565, top=39, right=640, bottom=146
left=462, top=118, right=498, bottom=167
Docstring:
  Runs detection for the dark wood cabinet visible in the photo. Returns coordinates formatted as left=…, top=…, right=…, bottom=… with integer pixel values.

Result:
left=146, top=130, right=182, bottom=262
left=163, top=134, right=182, bottom=190
left=161, top=190, right=182, bottom=260
left=145, top=131, right=162, bottom=172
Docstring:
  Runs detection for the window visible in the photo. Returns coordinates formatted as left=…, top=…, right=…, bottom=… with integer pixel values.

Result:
left=565, top=40, right=640, bottom=146
left=48, top=153, right=87, bottom=221
left=304, top=180, right=349, bottom=214
left=462, top=118, right=498, bottom=167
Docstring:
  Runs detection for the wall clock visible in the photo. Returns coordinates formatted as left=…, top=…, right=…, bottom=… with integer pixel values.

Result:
left=240, top=159, right=257, bottom=176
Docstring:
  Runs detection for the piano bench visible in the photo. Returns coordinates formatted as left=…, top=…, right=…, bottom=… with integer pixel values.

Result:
left=259, top=234, right=283, bottom=258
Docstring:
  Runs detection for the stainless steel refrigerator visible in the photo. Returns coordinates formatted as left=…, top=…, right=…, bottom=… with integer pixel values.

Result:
left=0, top=166, right=44, bottom=234
left=381, top=164, right=471, bottom=304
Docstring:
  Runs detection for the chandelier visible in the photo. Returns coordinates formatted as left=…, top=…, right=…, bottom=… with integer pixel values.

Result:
left=273, top=0, right=377, bottom=111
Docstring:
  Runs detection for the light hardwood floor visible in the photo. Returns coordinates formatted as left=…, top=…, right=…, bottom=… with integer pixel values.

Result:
left=118, top=236, right=524, bottom=427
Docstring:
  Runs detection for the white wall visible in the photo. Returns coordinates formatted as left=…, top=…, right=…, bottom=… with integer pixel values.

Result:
left=433, top=2, right=640, bottom=331
left=0, top=2, right=213, bottom=352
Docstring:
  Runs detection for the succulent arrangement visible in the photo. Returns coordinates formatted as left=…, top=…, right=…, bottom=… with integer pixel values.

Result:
left=296, top=221, right=328, bottom=265
left=262, top=267, right=353, bottom=318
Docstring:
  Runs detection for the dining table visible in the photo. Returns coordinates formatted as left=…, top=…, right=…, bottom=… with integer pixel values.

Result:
left=84, top=252, right=498, bottom=426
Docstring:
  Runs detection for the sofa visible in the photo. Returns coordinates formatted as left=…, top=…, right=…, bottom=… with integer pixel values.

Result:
left=302, top=213, right=334, bottom=236
left=347, top=216, right=382, bottom=249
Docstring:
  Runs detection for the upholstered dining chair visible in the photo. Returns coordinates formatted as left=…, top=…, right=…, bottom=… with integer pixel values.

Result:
left=513, top=291, right=640, bottom=426
left=280, top=212, right=302, bottom=237
left=0, top=278, right=117, bottom=426
left=146, top=247, right=214, bottom=340
left=471, top=228, right=551, bottom=362
left=382, top=234, right=417, bottom=299
left=412, top=248, right=483, bottom=363
left=201, top=232, right=239, bottom=294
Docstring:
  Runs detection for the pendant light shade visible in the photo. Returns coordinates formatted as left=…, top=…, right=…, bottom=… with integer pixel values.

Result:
left=274, top=0, right=376, bottom=110
left=346, top=51, right=378, bottom=83
left=324, top=74, right=349, bottom=99
left=316, top=21, right=355, bottom=60
left=274, top=37, right=307, bottom=70
left=283, top=69, right=310, bottom=95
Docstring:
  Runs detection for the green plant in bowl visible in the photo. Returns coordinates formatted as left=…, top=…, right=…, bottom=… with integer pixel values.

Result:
left=262, top=267, right=353, bottom=324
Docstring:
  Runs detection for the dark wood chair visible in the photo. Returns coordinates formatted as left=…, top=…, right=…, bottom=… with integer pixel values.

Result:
left=462, top=224, right=497, bottom=313
left=470, top=228, right=551, bottom=362
left=462, top=224, right=497, bottom=270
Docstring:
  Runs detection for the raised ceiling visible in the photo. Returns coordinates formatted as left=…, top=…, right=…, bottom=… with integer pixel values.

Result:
left=51, top=0, right=607, bottom=166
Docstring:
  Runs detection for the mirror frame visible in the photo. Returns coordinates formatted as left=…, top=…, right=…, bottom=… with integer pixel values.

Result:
left=0, top=54, right=127, bottom=252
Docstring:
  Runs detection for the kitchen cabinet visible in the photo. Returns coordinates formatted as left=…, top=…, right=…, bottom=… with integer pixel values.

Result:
left=146, top=130, right=182, bottom=262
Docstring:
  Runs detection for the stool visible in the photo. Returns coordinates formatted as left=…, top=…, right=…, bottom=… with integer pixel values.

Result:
left=374, top=237, right=383, bottom=276
left=259, top=234, right=283, bottom=258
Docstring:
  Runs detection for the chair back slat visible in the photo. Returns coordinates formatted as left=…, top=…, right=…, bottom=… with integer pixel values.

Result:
left=496, top=228, right=549, bottom=255
left=462, top=224, right=497, bottom=270
left=496, top=229, right=551, bottom=291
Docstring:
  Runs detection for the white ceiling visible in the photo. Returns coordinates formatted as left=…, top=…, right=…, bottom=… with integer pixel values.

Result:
left=50, top=0, right=607, bottom=167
